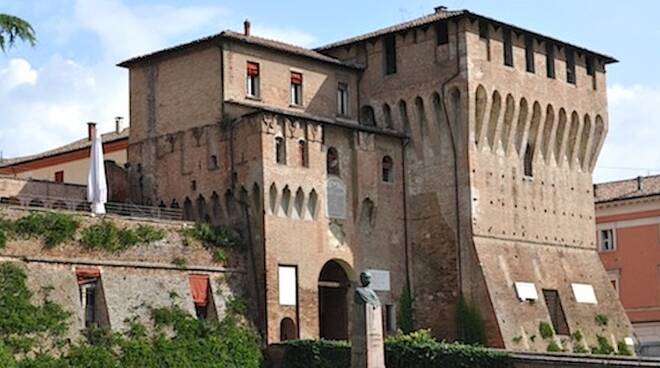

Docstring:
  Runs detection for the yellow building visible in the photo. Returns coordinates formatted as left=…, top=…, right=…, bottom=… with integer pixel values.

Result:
left=0, top=123, right=128, bottom=185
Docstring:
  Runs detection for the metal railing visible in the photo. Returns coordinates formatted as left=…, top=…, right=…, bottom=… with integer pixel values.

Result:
left=0, top=195, right=183, bottom=221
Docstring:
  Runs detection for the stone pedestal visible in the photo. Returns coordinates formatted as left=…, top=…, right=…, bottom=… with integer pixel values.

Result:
left=351, top=303, right=385, bottom=368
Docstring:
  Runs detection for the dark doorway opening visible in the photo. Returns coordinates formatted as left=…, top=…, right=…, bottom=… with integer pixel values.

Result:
left=318, top=260, right=351, bottom=340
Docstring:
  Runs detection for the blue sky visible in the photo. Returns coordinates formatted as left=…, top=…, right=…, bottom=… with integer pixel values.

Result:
left=1, top=0, right=659, bottom=182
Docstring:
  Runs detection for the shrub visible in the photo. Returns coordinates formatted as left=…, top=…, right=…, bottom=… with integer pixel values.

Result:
left=546, top=340, right=561, bottom=352
left=573, top=342, right=589, bottom=354
left=81, top=222, right=164, bottom=252
left=398, top=286, right=414, bottom=334
left=456, top=296, right=486, bottom=345
left=538, top=321, right=554, bottom=339
left=616, top=340, right=633, bottom=356
left=594, top=314, right=609, bottom=327
left=14, top=212, right=78, bottom=248
left=591, top=334, right=615, bottom=355
left=171, top=257, right=187, bottom=268
left=280, top=331, right=512, bottom=368
left=0, top=229, right=7, bottom=249
left=571, top=330, right=583, bottom=342
left=182, top=223, right=242, bottom=250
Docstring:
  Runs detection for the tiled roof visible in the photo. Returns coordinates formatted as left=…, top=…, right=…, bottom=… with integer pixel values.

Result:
left=316, top=9, right=617, bottom=64
left=118, top=30, right=362, bottom=69
left=0, top=129, right=129, bottom=168
left=594, top=174, right=660, bottom=203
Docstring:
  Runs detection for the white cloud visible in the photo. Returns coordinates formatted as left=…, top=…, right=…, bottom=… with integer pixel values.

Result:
left=251, top=25, right=316, bottom=47
left=594, top=84, right=660, bottom=183
left=0, top=59, right=38, bottom=94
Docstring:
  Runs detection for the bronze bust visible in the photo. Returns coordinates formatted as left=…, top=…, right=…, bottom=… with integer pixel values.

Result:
left=354, top=271, right=380, bottom=306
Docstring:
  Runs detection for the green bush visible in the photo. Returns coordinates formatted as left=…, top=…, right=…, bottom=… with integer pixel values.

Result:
left=456, top=296, right=486, bottom=345
left=546, top=340, right=561, bottom=352
left=616, top=340, right=633, bottom=356
left=538, top=321, right=554, bottom=339
left=182, top=223, right=242, bottom=250
left=573, top=342, right=589, bottom=354
left=14, top=212, right=79, bottom=248
left=594, top=314, right=609, bottom=327
left=280, top=330, right=512, bottom=368
left=591, top=334, right=615, bottom=355
left=81, top=221, right=164, bottom=252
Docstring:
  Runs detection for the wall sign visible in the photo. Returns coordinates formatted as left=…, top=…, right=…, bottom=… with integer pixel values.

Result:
left=327, top=177, right=347, bottom=219
left=366, top=269, right=391, bottom=291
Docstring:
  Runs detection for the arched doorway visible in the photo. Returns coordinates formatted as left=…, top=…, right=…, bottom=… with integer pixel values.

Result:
left=318, top=260, right=352, bottom=340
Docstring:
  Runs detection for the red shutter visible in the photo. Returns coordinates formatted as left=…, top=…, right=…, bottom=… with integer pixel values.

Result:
left=54, top=171, right=64, bottom=183
left=189, top=274, right=210, bottom=306
left=247, top=62, right=259, bottom=76
left=76, top=267, right=100, bottom=284
left=291, top=72, right=302, bottom=85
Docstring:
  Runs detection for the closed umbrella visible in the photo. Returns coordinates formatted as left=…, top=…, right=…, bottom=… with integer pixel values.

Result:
left=87, top=130, right=107, bottom=215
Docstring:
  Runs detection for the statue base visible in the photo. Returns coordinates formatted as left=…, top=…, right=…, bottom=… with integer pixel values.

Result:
left=351, top=303, right=385, bottom=368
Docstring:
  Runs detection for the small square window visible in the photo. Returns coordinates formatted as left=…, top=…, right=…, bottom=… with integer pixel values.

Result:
left=54, top=171, right=64, bottom=183
left=599, top=229, right=615, bottom=251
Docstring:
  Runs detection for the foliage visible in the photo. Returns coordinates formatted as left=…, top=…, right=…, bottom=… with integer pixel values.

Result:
left=226, top=297, right=248, bottom=316
left=0, top=263, right=70, bottom=353
left=171, top=257, right=187, bottom=268
left=591, top=334, right=615, bottom=355
left=594, top=314, right=609, bottom=327
left=0, top=261, right=261, bottom=367
left=398, top=285, right=414, bottom=334
left=212, top=249, right=227, bottom=263
left=182, top=223, right=242, bottom=249
left=538, top=321, right=554, bottom=339
left=0, top=228, right=7, bottom=249
left=616, top=340, right=633, bottom=356
left=571, top=330, right=583, bottom=342
left=80, top=221, right=164, bottom=252
left=0, top=14, right=36, bottom=52
left=14, top=212, right=79, bottom=248
left=511, top=336, right=522, bottom=344
left=573, top=342, right=589, bottom=354
left=546, top=340, right=561, bottom=352
left=456, top=296, right=486, bottom=345
left=280, top=330, right=512, bottom=368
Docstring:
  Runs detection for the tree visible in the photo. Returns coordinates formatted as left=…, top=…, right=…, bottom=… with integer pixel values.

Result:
left=0, top=14, right=36, bottom=52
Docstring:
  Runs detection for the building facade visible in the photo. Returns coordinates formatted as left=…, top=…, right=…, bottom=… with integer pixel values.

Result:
left=119, top=7, right=634, bottom=351
left=596, top=175, right=660, bottom=354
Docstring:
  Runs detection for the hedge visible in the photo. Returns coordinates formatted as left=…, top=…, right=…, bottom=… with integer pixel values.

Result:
left=280, top=330, right=511, bottom=368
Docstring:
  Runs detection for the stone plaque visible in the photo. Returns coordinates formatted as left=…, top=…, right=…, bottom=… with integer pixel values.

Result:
left=366, top=270, right=390, bottom=291
left=327, top=177, right=347, bottom=219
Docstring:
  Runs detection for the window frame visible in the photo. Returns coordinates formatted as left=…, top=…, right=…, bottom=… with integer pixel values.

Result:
left=435, top=21, right=449, bottom=46
left=275, top=136, right=287, bottom=165
left=246, top=61, right=260, bottom=98
left=542, top=289, right=570, bottom=336
left=327, top=147, right=340, bottom=176
left=290, top=71, right=303, bottom=106
left=383, top=34, right=397, bottom=75
left=598, top=228, right=616, bottom=252
left=337, top=82, right=349, bottom=117
left=54, top=171, right=64, bottom=183
left=381, top=155, right=394, bottom=183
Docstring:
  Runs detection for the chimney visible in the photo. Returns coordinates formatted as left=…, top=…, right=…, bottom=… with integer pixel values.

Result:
left=115, top=116, right=124, bottom=133
left=637, top=176, right=643, bottom=191
left=243, top=19, right=251, bottom=36
left=435, top=5, right=448, bottom=14
left=87, top=122, right=97, bottom=141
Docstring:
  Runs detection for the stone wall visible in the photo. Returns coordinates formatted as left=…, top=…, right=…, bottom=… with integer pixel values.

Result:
left=0, top=176, right=87, bottom=209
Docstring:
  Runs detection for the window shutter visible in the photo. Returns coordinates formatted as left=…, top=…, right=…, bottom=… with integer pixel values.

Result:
left=291, top=72, right=303, bottom=85
left=247, top=62, right=259, bottom=76
left=76, top=267, right=101, bottom=284
left=189, top=274, right=210, bottom=306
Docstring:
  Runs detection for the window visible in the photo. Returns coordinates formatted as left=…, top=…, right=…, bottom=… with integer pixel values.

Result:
left=54, top=171, right=64, bottom=183
left=382, top=156, right=393, bottom=183
left=327, top=147, right=340, bottom=176
left=359, top=105, right=376, bottom=126
left=290, top=72, right=303, bottom=106
left=599, top=229, right=615, bottom=251
left=210, top=155, right=218, bottom=169
left=546, top=43, right=555, bottom=79
left=275, top=137, right=286, bottom=164
left=383, top=104, right=393, bottom=129
left=586, top=55, right=597, bottom=90
left=542, top=289, right=570, bottom=335
left=384, top=34, right=397, bottom=75
left=525, top=35, right=535, bottom=73
left=479, top=21, right=489, bottom=39
left=384, top=304, right=396, bottom=334
left=280, top=318, right=298, bottom=341
left=76, top=267, right=104, bottom=328
left=524, top=144, right=533, bottom=177
left=503, top=28, right=513, bottom=67
left=337, top=82, right=349, bottom=116
left=566, top=48, right=576, bottom=85
left=435, top=21, right=449, bottom=45
left=607, top=270, right=620, bottom=295
left=278, top=266, right=298, bottom=306
left=246, top=61, right=260, bottom=98
left=298, top=140, right=308, bottom=167
left=189, top=274, right=211, bottom=320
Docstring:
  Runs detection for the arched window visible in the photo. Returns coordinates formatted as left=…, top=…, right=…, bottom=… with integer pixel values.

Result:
left=210, top=155, right=218, bottom=169
left=359, top=105, right=376, bottom=126
left=280, top=318, right=298, bottom=341
left=383, top=103, right=393, bottom=129
left=382, top=156, right=394, bottom=183
left=298, top=140, right=308, bottom=167
left=183, top=197, right=193, bottom=221
left=524, top=144, right=534, bottom=177
left=275, top=136, right=286, bottom=164
left=327, top=147, right=340, bottom=176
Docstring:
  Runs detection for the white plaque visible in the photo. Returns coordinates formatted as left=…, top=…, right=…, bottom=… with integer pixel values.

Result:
left=514, top=282, right=538, bottom=301
left=327, top=177, right=347, bottom=219
left=278, top=266, right=297, bottom=306
left=572, top=283, right=597, bottom=304
left=367, top=269, right=390, bottom=291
